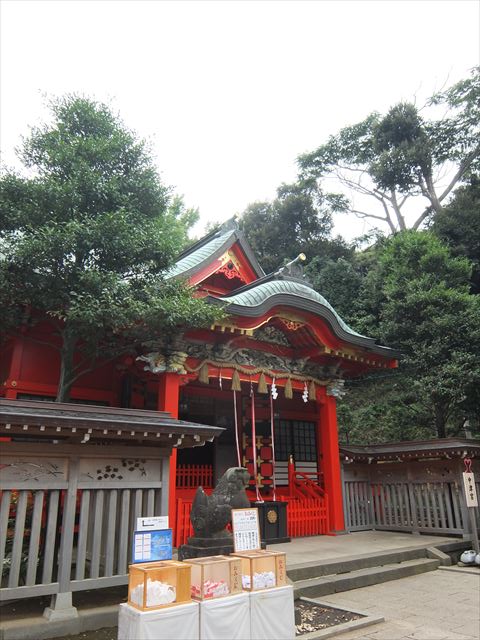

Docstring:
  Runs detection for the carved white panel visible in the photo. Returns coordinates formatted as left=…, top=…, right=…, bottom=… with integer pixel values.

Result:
left=79, top=457, right=161, bottom=483
left=0, top=457, right=67, bottom=483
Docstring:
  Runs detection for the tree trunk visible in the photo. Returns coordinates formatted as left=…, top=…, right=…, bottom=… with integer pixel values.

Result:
left=56, top=329, right=77, bottom=403
left=433, top=402, right=447, bottom=439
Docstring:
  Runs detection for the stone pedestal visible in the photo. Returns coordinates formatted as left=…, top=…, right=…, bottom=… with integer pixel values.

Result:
left=43, top=592, right=78, bottom=621
left=178, top=536, right=234, bottom=560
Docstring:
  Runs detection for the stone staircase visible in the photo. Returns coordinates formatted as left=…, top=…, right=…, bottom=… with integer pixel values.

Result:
left=289, top=545, right=452, bottom=599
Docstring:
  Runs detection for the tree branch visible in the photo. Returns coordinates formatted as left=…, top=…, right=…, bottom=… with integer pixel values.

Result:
left=412, top=205, right=434, bottom=230
left=437, top=143, right=480, bottom=203
left=390, top=191, right=407, bottom=231
left=350, top=209, right=389, bottom=223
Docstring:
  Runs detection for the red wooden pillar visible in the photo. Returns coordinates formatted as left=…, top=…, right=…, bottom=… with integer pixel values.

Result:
left=3, top=337, right=24, bottom=399
left=318, top=387, right=345, bottom=534
left=157, top=372, right=181, bottom=533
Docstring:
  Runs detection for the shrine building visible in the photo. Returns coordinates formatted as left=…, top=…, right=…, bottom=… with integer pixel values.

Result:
left=1, top=219, right=398, bottom=544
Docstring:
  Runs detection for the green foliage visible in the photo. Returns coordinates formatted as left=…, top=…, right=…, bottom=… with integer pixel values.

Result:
left=338, top=231, right=480, bottom=440
left=432, top=176, right=480, bottom=293
left=237, top=70, right=480, bottom=444
left=238, top=180, right=350, bottom=273
left=338, top=373, right=434, bottom=445
left=306, top=256, right=363, bottom=327
left=0, top=95, right=223, bottom=400
left=370, top=103, right=432, bottom=193
left=298, top=67, right=480, bottom=233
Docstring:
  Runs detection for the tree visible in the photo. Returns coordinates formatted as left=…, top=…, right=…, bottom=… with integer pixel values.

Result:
left=364, top=231, right=480, bottom=438
left=238, top=180, right=350, bottom=273
left=432, top=175, right=480, bottom=294
left=297, top=67, right=480, bottom=233
left=0, top=96, right=223, bottom=402
left=337, top=373, right=434, bottom=445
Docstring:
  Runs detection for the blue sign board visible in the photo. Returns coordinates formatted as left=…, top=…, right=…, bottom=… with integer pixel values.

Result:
left=132, top=528, right=173, bottom=564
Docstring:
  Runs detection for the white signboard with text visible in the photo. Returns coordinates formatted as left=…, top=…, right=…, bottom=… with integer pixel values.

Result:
left=463, top=472, right=478, bottom=508
left=136, top=516, right=169, bottom=531
left=232, top=508, right=261, bottom=552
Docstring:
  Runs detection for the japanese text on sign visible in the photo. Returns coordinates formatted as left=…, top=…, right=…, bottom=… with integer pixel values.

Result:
left=132, top=529, right=173, bottom=563
left=463, top=472, right=478, bottom=508
left=232, top=508, right=261, bottom=551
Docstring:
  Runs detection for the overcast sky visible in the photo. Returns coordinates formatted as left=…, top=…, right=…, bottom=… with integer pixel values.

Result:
left=1, top=0, right=478, bottom=240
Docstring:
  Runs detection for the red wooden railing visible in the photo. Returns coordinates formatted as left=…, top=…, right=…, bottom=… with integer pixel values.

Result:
left=288, top=465, right=325, bottom=501
left=175, top=498, right=194, bottom=547
left=278, top=495, right=329, bottom=536
left=176, top=464, right=213, bottom=489
left=174, top=494, right=330, bottom=546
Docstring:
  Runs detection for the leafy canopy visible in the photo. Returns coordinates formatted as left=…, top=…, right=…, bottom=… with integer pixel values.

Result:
left=358, top=231, right=479, bottom=439
left=0, top=95, right=223, bottom=400
left=238, top=180, right=350, bottom=273
left=298, top=67, right=480, bottom=233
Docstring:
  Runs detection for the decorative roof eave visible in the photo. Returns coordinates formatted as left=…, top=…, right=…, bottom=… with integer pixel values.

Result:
left=168, top=220, right=265, bottom=282
left=0, top=399, right=223, bottom=448
left=340, top=438, right=480, bottom=462
left=207, top=290, right=399, bottom=359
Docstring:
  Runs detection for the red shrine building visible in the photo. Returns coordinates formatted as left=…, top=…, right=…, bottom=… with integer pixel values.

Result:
left=1, top=220, right=398, bottom=543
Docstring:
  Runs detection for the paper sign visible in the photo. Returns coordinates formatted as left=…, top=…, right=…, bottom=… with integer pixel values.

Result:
left=132, top=529, right=173, bottom=563
left=232, top=508, right=261, bottom=552
left=136, top=516, right=169, bottom=531
left=463, top=472, right=478, bottom=508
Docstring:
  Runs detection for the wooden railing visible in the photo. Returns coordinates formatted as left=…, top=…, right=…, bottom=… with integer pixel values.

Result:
left=174, top=498, right=194, bottom=547
left=278, top=495, right=329, bottom=537
left=0, top=446, right=168, bottom=603
left=344, top=479, right=480, bottom=535
left=174, top=493, right=330, bottom=546
left=176, top=464, right=213, bottom=489
left=288, top=464, right=325, bottom=500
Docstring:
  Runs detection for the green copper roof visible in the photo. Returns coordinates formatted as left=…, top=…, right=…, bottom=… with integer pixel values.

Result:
left=211, top=276, right=397, bottom=356
left=168, top=229, right=235, bottom=278
left=221, top=279, right=366, bottom=339
left=167, top=221, right=265, bottom=280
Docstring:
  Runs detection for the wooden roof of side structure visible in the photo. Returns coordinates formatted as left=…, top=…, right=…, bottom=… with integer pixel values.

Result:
left=341, top=438, right=480, bottom=462
left=0, top=399, right=223, bottom=448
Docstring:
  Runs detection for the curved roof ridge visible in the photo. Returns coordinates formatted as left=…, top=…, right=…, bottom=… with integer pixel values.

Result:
left=168, top=219, right=265, bottom=280
left=210, top=276, right=398, bottom=357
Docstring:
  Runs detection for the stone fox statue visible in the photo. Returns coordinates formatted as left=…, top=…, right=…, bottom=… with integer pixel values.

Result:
left=190, top=467, right=251, bottom=538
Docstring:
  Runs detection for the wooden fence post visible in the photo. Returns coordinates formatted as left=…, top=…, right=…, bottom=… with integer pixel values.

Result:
left=43, top=457, right=79, bottom=621
left=406, top=464, right=419, bottom=535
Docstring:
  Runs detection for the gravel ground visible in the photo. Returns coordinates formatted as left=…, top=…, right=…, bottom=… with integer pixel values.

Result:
left=295, top=600, right=363, bottom=636
left=52, top=629, right=117, bottom=640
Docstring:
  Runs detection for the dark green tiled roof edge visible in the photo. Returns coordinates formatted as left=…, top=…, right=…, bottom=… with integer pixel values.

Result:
left=210, top=279, right=398, bottom=357
left=168, top=224, right=265, bottom=280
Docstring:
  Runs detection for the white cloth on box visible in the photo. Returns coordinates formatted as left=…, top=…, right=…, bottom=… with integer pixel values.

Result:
left=250, top=585, right=295, bottom=640
left=118, top=601, right=199, bottom=640
left=199, top=591, right=250, bottom=640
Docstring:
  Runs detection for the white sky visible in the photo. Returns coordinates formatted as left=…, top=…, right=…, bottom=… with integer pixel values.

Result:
left=1, top=0, right=479, bottom=240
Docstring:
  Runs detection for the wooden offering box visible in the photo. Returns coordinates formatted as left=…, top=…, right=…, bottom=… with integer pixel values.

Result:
left=128, top=560, right=191, bottom=611
left=231, top=550, right=287, bottom=591
left=189, top=555, right=242, bottom=600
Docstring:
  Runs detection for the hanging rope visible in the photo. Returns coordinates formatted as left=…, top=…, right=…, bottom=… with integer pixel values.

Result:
left=250, top=382, right=262, bottom=502
left=269, top=391, right=277, bottom=501
left=233, top=390, right=241, bottom=467
left=184, top=360, right=330, bottom=387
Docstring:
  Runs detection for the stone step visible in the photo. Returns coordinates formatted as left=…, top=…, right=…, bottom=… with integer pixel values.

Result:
left=293, top=558, right=441, bottom=599
left=287, top=546, right=428, bottom=582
